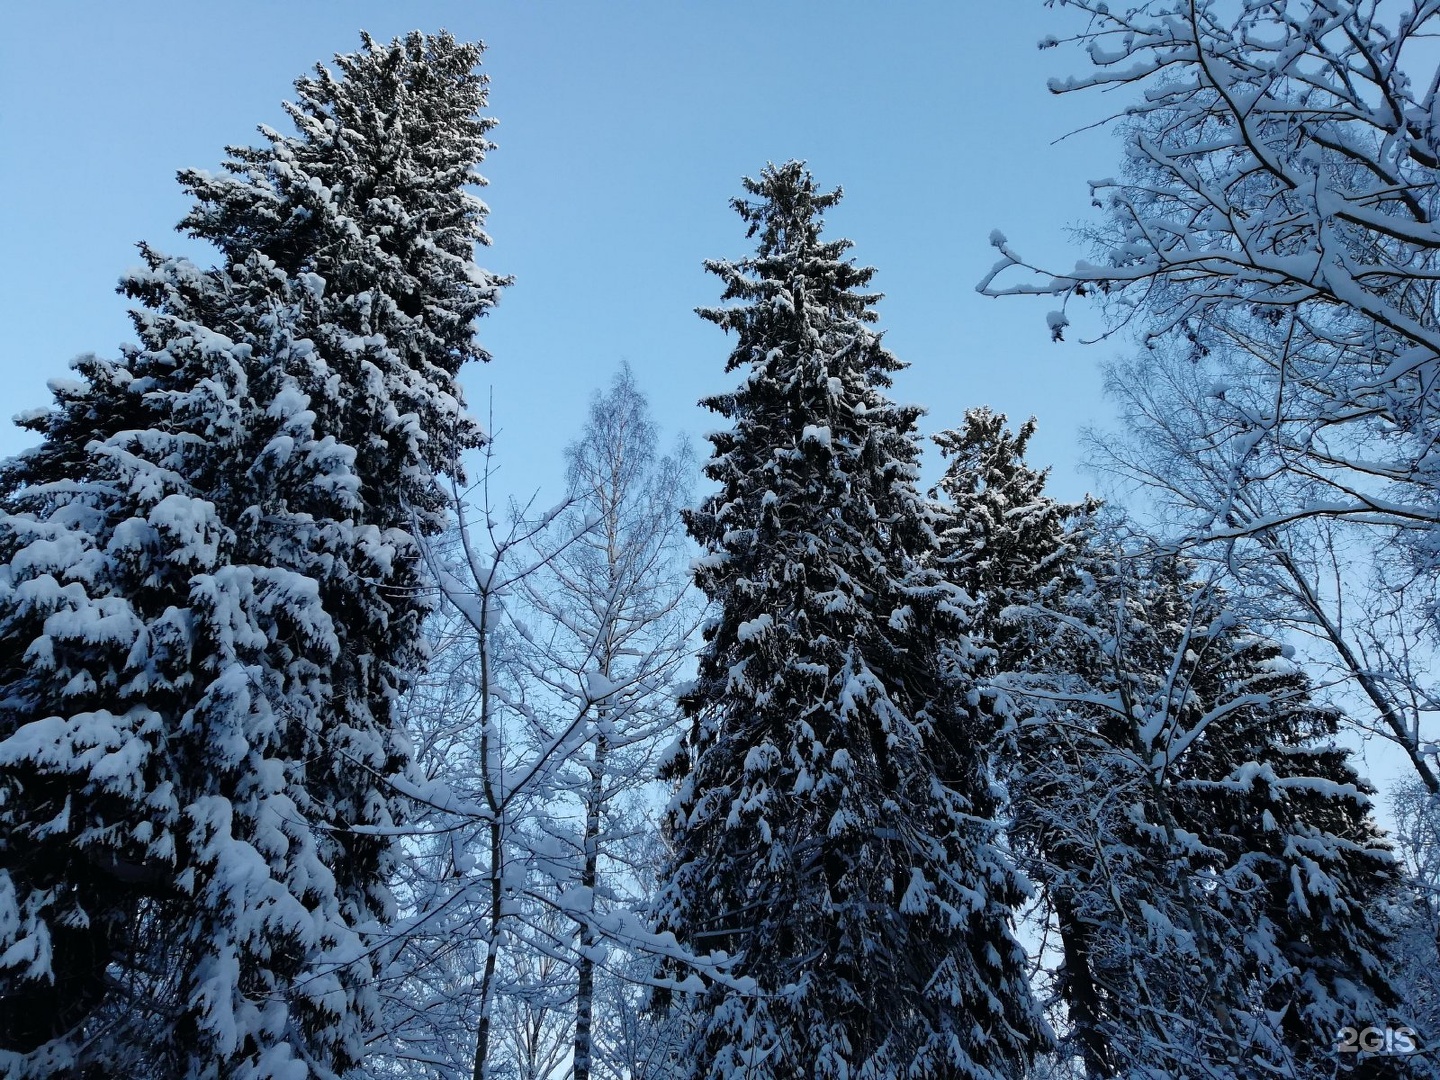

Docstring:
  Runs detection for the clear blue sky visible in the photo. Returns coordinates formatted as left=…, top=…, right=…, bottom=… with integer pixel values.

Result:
left=0, top=2, right=1121, bottom=505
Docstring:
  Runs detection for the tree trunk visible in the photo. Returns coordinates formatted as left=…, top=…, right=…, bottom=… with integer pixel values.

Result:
left=472, top=812, right=504, bottom=1080
left=1053, top=892, right=1112, bottom=1079
left=474, top=585, right=505, bottom=1080
left=574, top=726, right=608, bottom=1080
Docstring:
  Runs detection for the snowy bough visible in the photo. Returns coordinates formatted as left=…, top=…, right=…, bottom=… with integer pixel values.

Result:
left=0, top=32, right=504, bottom=1078
left=654, top=162, right=1047, bottom=1080
left=1001, top=541, right=1416, bottom=1078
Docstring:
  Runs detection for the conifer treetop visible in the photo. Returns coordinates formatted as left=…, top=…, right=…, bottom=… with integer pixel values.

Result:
left=699, top=161, right=889, bottom=371
left=175, top=30, right=507, bottom=502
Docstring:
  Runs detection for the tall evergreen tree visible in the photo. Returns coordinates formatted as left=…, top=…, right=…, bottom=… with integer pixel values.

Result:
left=0, top=31, right=503, bottom=1079
left=655, top=162, right=1044, bottom=1080
left=1002, top=545, right=1415, bottom=1078
left=931, top=419, right=1416, bottom=1076
left=930, top=412, right=1102, bottom=1075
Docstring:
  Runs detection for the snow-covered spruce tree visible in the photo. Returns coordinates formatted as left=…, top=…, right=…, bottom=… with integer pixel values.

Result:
left=930, top=408, right=1088, bottom=679
left=1000, top=545, right=1416, bottom=1079
left=0, top=31, right=503, bottom=1078
left=929, top=412, right=1102, bottom=1075
left=927, top=407, right=1412, bottom=1076
left=176, top=29, right=501, bottom=537
left=655, top=162, right=1044, bottom=1080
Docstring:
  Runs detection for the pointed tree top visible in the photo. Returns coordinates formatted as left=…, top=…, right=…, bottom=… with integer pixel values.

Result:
left=701, top=161, right=881, bottom=340
left=733, top=160, right=842, bottom=249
